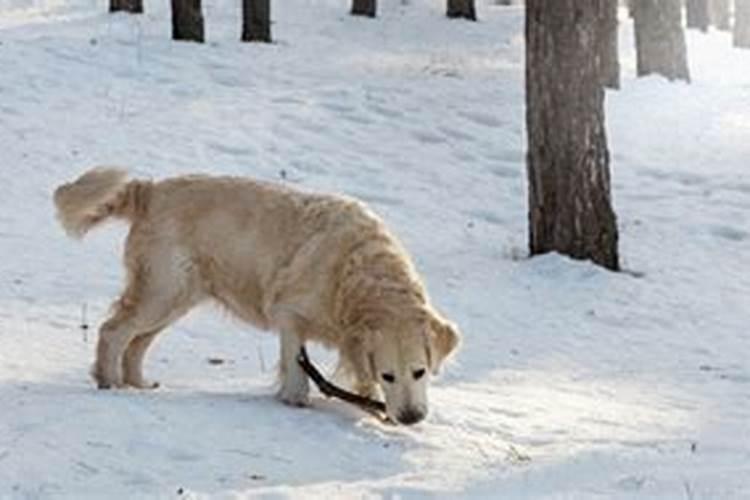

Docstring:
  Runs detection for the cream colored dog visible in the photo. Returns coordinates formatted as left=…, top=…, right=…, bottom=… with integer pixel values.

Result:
left=54, top=168, right=460, bottom=425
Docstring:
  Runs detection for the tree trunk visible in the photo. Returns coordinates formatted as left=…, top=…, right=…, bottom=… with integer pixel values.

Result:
left=242, top=0, right=271, bottom=42
left=633, top=0, right=690, bottom=82
left=710, top=0, right=731, bottom=31
left=525, top=0, right=620, bottom=271
left=599, top=0, right=620, bottom=89
left=447, top=0, right=477, bottom=20
left=110, top=0, right=142, bottom=13
left=171, top=0, right=204, bottom=43
left=735, top=0, right=750, bottom=47
left=351, top=0, right=376, bottom=17
left=686, top=0, right=710, bottom=32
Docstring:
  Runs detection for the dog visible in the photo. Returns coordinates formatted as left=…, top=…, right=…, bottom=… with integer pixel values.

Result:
left=54, top=168, right=460, bottom=425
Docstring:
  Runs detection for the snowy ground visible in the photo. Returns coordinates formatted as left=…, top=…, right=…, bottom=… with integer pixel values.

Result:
left=1, top=0, right=749, bottom=497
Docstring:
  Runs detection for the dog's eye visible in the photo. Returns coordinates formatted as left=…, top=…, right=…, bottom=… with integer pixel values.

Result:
left=413, top=368, right=426, bottom=380
left=381, top=373, right=395, bottom=383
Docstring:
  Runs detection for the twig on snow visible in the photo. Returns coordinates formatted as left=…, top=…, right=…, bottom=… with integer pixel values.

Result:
left=80, top=303, right=90, bottom=343
left=297, top=347, right=388, bottom=421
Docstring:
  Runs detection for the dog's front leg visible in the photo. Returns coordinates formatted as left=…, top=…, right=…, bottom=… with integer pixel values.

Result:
left=277, top=324, right=310, bottom=407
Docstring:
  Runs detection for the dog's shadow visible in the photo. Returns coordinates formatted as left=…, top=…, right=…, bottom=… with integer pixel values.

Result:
left=0, top=378, right=418, bottom=495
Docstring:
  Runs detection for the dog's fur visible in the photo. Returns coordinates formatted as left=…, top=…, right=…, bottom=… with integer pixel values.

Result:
left=54, top=167, right=460, bottom=424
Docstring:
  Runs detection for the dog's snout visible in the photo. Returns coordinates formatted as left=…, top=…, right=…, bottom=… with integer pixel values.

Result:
left=396, top=408, right=426, bottom=425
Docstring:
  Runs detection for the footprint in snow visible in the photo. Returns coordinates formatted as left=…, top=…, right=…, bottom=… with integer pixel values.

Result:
left=709, top=225, right=748, bottom=242
left=367, top=104, right=403, bottom=119
left=207, top=142, right=256, bottom=158
left=436, top=125, right=475, bottom=143
left=458, top=110, right=506, bottom=129
left=341, top=113, right=374, bottom=125
left=464, top=209, right=505, bottom=227
left=270, top=95, right=305, bottom=105
left=487, top=164, right=521, bottom=179
left=483, top=149, right=525, bottom=164
left=320, top=102, right=355, bottom=114
left=411, top=129, right=446, bottom=144
left=0, top=105, right=21, bottom=116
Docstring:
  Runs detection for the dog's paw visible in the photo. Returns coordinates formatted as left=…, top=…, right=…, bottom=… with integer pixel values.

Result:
left=277, top=384, right=310, bottom=407
left=91, top=364, right=124, bottom=390
left=125, top=378, right=160, bottom=390
left=95, top=380, right=128, bottom=390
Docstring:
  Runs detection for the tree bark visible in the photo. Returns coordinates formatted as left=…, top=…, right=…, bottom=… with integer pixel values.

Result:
left=110, top=0, right=142, bottom=13
left=242, top=0, right=271, bottom=42
left=633, top=0, right=690, bottom=82
left=686, top=0, right=710, bottom=32
left=599, top=0, right=620, bottom=89
left=735, top=0, right=750, bottom=48
left=171, top=0, right=204, bottom=43
left=447, top=0, right=477, bottom=20
left=525, top=0, right=620, bottom=271
left=351, top=0, right=376, bottom=17
left=710, top=0, right=731, bottom=31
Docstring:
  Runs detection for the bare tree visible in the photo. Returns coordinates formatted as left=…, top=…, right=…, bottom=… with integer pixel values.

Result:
left=447, top=0, right=477, bottom=20
left=525, top=0, right=620, bottom=271
left=710, top=0, right=732, bottom=30
left=736, top=0, right=750, bottom=47
left=633, top=0, right=690, bottom=82
left=171, top=0, right=204, bottom=43
left=686, top=0, right=711, bottom=32
left=242, top=0, right=271, bottom=42
left=351, top=0, right=376, bottom=17
left=110, top=0, right=142, bottom=13
left=599, top=0, right=620, bottom=89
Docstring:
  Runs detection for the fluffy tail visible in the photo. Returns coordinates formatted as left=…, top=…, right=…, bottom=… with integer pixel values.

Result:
left=53, top=167, right=150, bottom=238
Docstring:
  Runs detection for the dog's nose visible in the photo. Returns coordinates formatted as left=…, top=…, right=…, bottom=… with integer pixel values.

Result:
left=396, top=408, right=426, bottom=425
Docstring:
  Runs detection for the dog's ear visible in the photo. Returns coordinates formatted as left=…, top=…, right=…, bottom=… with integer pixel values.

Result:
left=427, top=314, right=461, bottom=375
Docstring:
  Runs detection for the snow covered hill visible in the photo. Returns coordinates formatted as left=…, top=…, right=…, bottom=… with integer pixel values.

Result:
left=1, top=0, right=749, bottom=497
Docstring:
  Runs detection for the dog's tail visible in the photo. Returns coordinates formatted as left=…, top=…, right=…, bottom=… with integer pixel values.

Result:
left=53, top=167, right=151, bottom=238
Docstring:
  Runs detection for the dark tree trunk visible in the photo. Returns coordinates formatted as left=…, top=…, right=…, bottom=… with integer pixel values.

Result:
left=447, top=0, right=477, bottom=20
left=242, top=0, right=271, bottom=42
left=686, top=0, right=710, bottom=32
left=735, top=0, right=750, bottom=47
left=351, top=0, right=376, bottom=17
left=633, top=0, right=690, bottom=82
left=171, top=0, right=204, bottom=43
left=110, top=0, right=142, bottom=13
left=599, top=0, right=620, bottom=89
left=525, top=0, right=620, bottom=271
left=710, top=0, right=731, bottom=31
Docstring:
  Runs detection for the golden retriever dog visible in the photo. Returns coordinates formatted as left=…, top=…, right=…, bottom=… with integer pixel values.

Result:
left=54, top=168, right=460, bottom=425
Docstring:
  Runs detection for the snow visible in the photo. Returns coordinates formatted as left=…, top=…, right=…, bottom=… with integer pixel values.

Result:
left=1, top=0, right=749, bottom=497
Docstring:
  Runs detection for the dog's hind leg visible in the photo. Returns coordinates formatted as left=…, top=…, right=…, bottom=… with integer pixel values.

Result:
left=93, top=305, right=142, bottom=389
left=94, top=248, right=201, bottom=389
left=95, top=294, right=194, bottom=389
left=122, top=329, right=161, bottom=389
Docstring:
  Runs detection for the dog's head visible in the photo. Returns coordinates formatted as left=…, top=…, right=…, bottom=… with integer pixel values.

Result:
left=365, top=312, right=460, bottom=425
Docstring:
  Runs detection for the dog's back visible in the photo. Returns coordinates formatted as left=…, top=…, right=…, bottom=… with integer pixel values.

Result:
left=54, top=169, right=385, bottom=334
